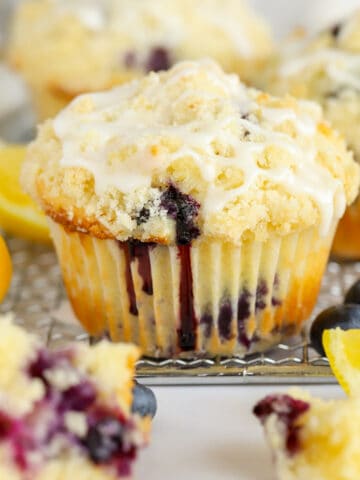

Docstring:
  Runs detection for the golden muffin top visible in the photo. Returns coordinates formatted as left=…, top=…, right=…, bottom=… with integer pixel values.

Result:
left=23, top=60, right=359, bottom=245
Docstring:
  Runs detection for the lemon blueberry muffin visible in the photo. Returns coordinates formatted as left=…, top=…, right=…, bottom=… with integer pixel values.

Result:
left=0, top=314, right=149, bottom=480
left=23, top=60, right=359, bottom=357
left=254, top=390, right=360, bottom=480
left=7, top=0, right=273, bottom=120
left=265, top=11, right=360, bottom=259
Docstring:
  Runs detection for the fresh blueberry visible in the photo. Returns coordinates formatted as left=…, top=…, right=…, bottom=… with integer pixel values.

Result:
left=84, top=417, right=124, bottom=463
left=310, top=305, right=360, bottom=356
left=344, top=280, right=360, bottom=305
left=132, top=381, right=157, bottom=418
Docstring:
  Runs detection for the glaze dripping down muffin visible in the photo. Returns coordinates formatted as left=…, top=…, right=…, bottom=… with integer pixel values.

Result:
left=23, top=60, right=359, bottom=357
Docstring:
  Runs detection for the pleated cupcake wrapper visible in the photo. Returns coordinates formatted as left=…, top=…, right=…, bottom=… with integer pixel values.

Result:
left=332, top=197, right=360, bottom=260
left=49, top=219, right=336, bottom=358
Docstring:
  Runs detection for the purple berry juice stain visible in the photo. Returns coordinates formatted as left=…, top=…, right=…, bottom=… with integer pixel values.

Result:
left=218, top=301, right=233, bottom=340
left=178, top=245, right=196, bottom=351
left=129, top=241, right=154, bottom=295
left=118, top=243, right=138, bottom=316
left=255, top=279, right=268, bottom=312
left=237, top=289, right=251, bottom=348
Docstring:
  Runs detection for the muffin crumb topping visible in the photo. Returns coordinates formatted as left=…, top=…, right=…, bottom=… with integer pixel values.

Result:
left=24, top=60, right=359, bottom=244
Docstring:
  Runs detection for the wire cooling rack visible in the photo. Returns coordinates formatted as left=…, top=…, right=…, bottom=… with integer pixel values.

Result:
left=1, top=235, right=359, bottom=385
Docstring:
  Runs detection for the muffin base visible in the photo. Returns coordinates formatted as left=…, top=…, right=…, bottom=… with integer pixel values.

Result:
left=332, top=199, right=360, bottom=260
left=49, top=220, right=336, bottom=358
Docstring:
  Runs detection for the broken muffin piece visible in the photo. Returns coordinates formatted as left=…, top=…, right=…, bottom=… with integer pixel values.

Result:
left=0, top=314, right=149, bottom=480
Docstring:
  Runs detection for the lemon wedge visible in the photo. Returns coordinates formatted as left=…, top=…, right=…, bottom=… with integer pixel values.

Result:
left=0, top=145, right=50, bottom=242
left=323, top=328, right=360, bottom=396
left=0, top=235, right=12, bottom=302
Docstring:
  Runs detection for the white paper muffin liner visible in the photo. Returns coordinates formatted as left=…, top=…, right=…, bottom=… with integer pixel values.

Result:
left=49, top=219, right=337, bottom=358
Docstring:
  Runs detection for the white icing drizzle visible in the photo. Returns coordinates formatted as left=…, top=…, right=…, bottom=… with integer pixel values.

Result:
left=279, top=49, right=360, bottom=92
left=54, top=60, right=347, bottom=237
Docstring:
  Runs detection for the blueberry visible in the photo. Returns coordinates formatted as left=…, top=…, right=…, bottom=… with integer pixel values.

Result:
left=330, top=22, right=342, bottom=38
left=344, top=280, right=360, bottom=305
left=160, top=185, right=200, bottom=245
left=60, top=381, right=97, bottom=412
left=136, top=207, right=150, bottom=225
left=253, top=394, right=309, bottom=425
left=132, top=381, right=157, bottom=418
left=146, top=47, right=172, bottom=72
left=84, top=417, right=124, bottom=463
left=0, top=411, right=12, bottom=439
left=310, top=305, right=360, bottom=356
left=27, top=350, right=55, bottom=382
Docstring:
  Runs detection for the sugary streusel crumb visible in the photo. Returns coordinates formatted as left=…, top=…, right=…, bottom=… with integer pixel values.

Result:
left=265, top=10, right=360, bottom=162
left=23, top=60, right=359, bottom=245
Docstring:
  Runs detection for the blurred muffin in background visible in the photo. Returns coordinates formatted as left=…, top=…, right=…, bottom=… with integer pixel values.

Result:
left=22, top=60, right=359, bottom=358
left=263, top=10, right=360, bottom=259
left=0, top=63, right=35, bottom=142
left=7, top=0, right=273, bottom=120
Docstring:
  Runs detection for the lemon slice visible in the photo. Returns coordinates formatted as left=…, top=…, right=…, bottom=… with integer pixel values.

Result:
left=0, top=235, right=12, bottom=302
left=0, top=145, right=50, bottom=242
left=323, top=328, right=360, bottom=396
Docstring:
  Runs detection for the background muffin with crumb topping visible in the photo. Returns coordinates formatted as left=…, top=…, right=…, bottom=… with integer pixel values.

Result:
left=264, top=11, right=360, bottom=259
left=7, top=0, right=274, bottom=120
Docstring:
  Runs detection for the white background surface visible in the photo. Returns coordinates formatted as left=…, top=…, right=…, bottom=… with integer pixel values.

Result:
left=135, top=385, right=345, bottom=480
